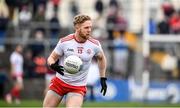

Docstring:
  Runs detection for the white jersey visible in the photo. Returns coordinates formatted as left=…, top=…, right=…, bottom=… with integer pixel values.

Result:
left=54, top=34, right=102, bottom=86
left=10, top=51, right=24, bottom=75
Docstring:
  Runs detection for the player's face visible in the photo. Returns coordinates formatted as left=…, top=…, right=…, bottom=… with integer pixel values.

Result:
left=16, top=45, right=23, bottom=53
left=78, top=20, right=92, bottom=40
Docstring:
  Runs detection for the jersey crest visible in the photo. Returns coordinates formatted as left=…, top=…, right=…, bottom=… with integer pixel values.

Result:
left=87, top=49, right=92, bottom=54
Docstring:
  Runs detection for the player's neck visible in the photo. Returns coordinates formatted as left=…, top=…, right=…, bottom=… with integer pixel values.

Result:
left=74, top=33, right=86, bottom=43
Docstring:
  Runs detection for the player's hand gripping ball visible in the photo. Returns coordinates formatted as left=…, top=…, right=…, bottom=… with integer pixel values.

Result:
left=64, top=55, right=83, bottom=74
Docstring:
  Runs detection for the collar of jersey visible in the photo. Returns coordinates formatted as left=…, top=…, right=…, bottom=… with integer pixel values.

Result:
left=73, top=34, right=87, bottom=43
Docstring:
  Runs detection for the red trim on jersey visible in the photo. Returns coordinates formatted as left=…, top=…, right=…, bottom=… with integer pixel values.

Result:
left=60, top=34, right=74, bottom=43
left=88, top=37, right=99, bottom=46
left=49, top=77, right=87, bottom=96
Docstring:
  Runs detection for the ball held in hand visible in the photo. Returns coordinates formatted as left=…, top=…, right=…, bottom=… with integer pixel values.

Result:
left=64, top=55, right=83, bottom=74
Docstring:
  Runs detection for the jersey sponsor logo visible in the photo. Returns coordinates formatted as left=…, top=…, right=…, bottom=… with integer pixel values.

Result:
left=67, top=48, right=74, bottom=52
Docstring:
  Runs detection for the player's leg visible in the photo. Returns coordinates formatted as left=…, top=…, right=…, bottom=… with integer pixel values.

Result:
left=14, top=76, right=23, bottom=104
left=66, top=92, right=84, bottom=107
left=8, top=76, right=23, bottom=104
left=16, top=76, right=23, bottom=90
left=43, top=90, right=63, bottom=107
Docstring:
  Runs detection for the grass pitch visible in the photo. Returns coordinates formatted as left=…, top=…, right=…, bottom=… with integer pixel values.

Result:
left=0, top=100, right=180, bottom=107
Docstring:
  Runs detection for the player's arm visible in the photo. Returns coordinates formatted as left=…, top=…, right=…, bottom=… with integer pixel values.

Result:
left=10, top=63, right=15, bottom=75
left=96, top=51, right=106, bottom=78
left=47, top=51, right=60, bottom=65
left=47, top=51, right=64, bottom=75
left=96, top=50, right=107, bottom=96
left=10, top=56, right=15, bottom=76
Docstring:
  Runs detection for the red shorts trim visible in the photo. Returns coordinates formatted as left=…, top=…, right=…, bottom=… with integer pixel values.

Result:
left=12, top=73, right=23, bottom=80
left=49, top=77, right=87, bottom=96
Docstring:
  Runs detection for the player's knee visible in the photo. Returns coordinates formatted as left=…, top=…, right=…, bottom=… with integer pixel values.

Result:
left=43, top=101, right=58, bottom=107
left=43, top=97, right=52, bottom=107
left=43, top=96, right=59, bottom=107
left=43, top=100, right=48, bottom=108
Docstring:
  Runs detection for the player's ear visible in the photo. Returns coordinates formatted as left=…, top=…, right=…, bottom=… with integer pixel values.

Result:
left=75, top=24, right=80, bottom=31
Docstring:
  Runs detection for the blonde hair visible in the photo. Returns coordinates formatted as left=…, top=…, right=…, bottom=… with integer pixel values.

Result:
left=73, top=14, right=91, bottom=26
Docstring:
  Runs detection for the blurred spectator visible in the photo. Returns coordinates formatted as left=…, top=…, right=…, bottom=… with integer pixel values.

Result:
left=19, top=5, right=32, bottom=26
left=169, top=10, right=180, bottom=34
left=112, top=31, right=129, bottom=79
left=157, top=1, right=180, bottom=34
left=28, top=30, right=45, bottom=57
left=18, top=5, right=32, bottom=43
left=115, top=16, right=128, bottom=33
left=5, top=0, right=18, bottom=20
left=109, top=0, right=119, bottom=10
left=33, top=53, right=47, bottom=78
left=106, top=6, right=118, bottom=40
left=70, top=0, right=79, bottom=17
left=161, top=1, right=175, bottom=18
left=49, top=12, right=61, bottom=38
left=149, top=17, right=157, bottom=34
left=106, top=2, right=123, bottom=73
left=32, top=0, right=47, bottom=16
left=149, top=8, right=157, bottom=34
left=50, top=0, right=61, bottom=14
left=111, top=15, right=137, bottom=79
left=33, top=4, right=46, bottom=22
left=0, top=12, right=9, bottom=47
left=149, top=8, right=157, bottom=35
left=16, top=0, right=30, bottom=10
left=152, top=0, right=180, bottom=34
left=94, top=0, right=104, bottom=17
left=157, top=18, right=170, bottom=34
left=23, top=50, right=35, bottom=78
left=106, top=9, right=116, bottom=72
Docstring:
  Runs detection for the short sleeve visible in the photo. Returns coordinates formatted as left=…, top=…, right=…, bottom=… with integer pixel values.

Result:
left=94, top=41, right=103, bottom=57
left=53, top=40, right=64, bottom=56
left=10, top=54, right=16, bottom=64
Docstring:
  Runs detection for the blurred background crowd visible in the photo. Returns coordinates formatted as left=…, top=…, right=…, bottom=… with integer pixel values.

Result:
left=0, top=0, right=179, bottom=104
